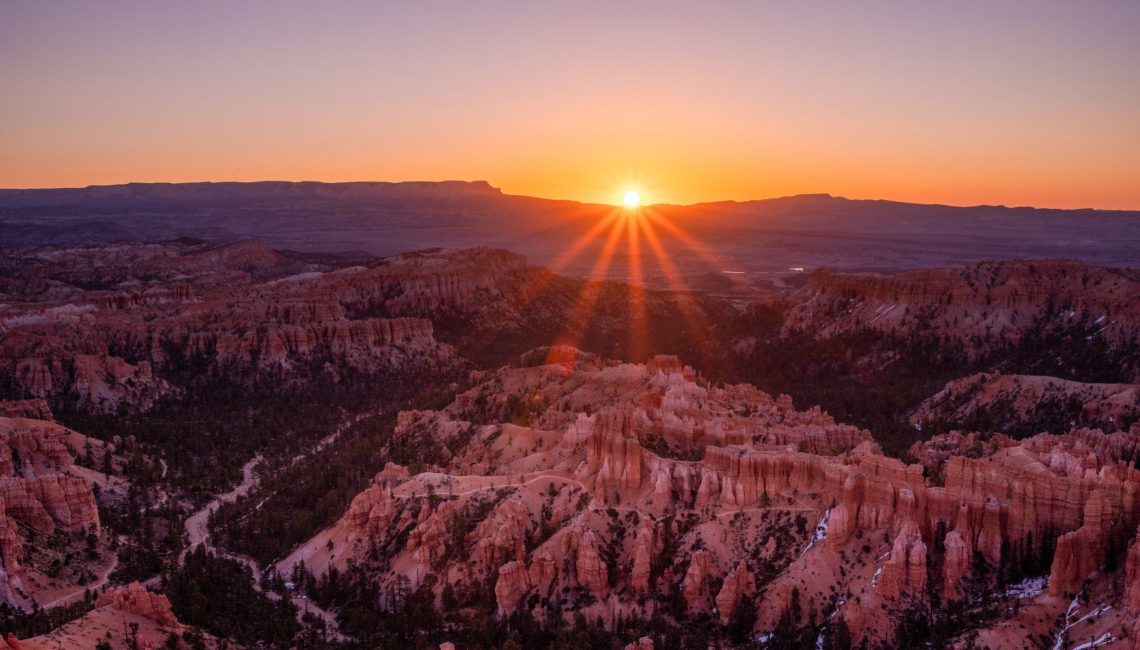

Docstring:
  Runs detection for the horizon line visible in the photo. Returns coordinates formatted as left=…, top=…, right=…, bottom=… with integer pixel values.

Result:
left=1, top=178, right=1137, bottom=214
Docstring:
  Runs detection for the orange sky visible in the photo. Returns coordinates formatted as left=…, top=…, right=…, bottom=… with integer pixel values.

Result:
left=2, top=2, right=1139, bottom=209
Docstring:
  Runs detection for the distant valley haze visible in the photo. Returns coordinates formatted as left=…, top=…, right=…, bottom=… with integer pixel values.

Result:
left=2, top=181, right=1139, bottom=287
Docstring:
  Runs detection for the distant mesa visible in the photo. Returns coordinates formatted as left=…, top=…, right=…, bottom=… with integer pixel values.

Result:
left=2, top=181, right=1138, bottom=272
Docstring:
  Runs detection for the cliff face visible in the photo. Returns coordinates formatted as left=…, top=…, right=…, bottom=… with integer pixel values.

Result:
left=0, top=244, right=520, bottom=412
left=12, top=354, right=175, bottom=415
left=94, top=581, right=177, bottom=625
left=1126, top=525, right=1140, bottom=614
left=912, top=372, right=1140, bottom=433
left=12, top=580, right=211, bottom=650
left=715, top=561, right=754, bottom=624
left=0, top=417, right=103, bottom=602
left=275, top=351, right=1140, bottom=648
left=783, top=260, right=1140, bottom=372
left=0, top=400, right=52, bottom=420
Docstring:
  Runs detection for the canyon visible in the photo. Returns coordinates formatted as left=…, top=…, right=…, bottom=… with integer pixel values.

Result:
left=913, top=373, right=1140, bottom=434
left=783, top=260, right=1140, bottom=372
left=0, top=238, right=1137, bottom=648
left=274, top=350, right=1140, bottom=648
left=0, top=408, right=113, bottom=608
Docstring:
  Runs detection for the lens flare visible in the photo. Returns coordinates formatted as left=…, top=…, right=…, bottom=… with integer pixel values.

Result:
left=542, top=181, right=724, bottom=366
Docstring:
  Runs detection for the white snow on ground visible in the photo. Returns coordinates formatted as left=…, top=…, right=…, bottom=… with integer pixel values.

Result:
left=803, top=509, right=830, bottom=553
left=866, top=303, right=898, bottom=325
left=267, top=271, right=323, bottom=285
left=1085, top=321, right=1110, bottom=339
left=4, top=303, right=96, bottom=327
left=1052, top=590, right=1112, bottom=650
left=1071, top=633, right=1114, bottom=650
left=1001, top=576, right=1047, bottom=600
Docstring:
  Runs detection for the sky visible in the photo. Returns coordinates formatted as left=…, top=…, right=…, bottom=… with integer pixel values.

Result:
left=2, top=1, right=1139, bottom=209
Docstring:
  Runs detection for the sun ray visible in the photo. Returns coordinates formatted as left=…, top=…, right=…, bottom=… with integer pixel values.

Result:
left=639, top=215, right=716, bottom=343
left=455, top=208, right=628, bottom=366
left=545, top=211, right=626, bottom=364
left=547, top=209, right=625, bottom=275
left=642, top=207, right=726, bottom=272
left=515, top=207, right=624, bottom=315
left=501, top=207, right=623, bottom=323
left=533, top=187, right=724, bottom=368
left=625, top=211, right=649, bottom=362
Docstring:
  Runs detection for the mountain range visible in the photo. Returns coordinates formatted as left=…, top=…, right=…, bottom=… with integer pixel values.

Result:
left=2, top=182, right=1138, bottom=279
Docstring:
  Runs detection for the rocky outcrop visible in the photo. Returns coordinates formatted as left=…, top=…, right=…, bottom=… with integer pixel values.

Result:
left=0, top=401, right=51, bottom=420
left=181, top=317, right=438, bottom=374
left=912, top=372, right=1140, bottom=433
left=0, top=516, right=22, bottom=578
left=876, top=519, right=927, bottom=600
left=495, top=560, right=532, bottom=613
left=0, top=417, right=73, bottom=475
left=715, top=561, right=754, bottom=624
left=575, top=529, right=608, bottom=595
left=471, top=500, right=530, bottom=571
left=527, top=552, right=558, bottom=599
left=908, top=431, right=1016, bottom=477
left=277, top=349, right=1140, bottom=645
left=942, top=530, right=971, bottom=601
left=583, top=410, right=643, bottom=495
left=0, top=417, right=102, bottom=603
left=91, top=285, right=194, bottom=311
left=95, top=581, right=177, bottom=625
left=0, top=475, right=100, bottom=534
left=0, top=244, right=490, bottom=414
left=343, top=484, right=397, bottom=537
left=1048, top=485, right=1126, bottom=596
left=13, top=355, right=174, bottom=415
left=181, top=239, right=288, bottom=272
left=407, top=502, right=457, bottom=566
left=1124, top=525, right=1140, bottom=613
left=786, top=261, right=1140, bottom=364
left=630, top=519, right=656, bottom=593
left=681, top=550, right=716, bottom=613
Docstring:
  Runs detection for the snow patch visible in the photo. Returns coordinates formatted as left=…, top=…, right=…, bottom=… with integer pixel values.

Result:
left=802, top=509, right=831, bottom=554
left=1001, top=576, right=1046, bottom=600
left=1052, top=590, right=1112, bottom=650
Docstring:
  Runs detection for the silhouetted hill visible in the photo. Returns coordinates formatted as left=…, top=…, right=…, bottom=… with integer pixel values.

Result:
left=2, top=181, right=1137, bottom=275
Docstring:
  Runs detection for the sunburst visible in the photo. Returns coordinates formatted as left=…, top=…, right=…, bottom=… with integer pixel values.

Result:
left=542, top=184, right=722, bottom=366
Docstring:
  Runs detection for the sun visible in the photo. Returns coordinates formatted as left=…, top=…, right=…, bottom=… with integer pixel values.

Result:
left=622, top=190, right=641, bottom=208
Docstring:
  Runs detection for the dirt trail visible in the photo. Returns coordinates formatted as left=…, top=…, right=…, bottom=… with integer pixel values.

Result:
left=181, top=455, right=261, bottom=562
left=180, top=413, right=369, bottom=642
left=393, top=471, right=587, bottom=498
left=37, top=555, right=119, bottom=610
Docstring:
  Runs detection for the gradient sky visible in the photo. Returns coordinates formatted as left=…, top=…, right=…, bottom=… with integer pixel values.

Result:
left=2, top=1, right=1139, bottom=208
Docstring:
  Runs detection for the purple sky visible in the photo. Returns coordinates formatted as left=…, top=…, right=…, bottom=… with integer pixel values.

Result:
left=2, top=1, right=1138, bottom=208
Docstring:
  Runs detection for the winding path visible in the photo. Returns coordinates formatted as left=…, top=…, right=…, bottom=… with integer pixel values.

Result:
left=393, top=470, right=587, bottom=498
left=37, top=555, right=119, bottom=610
left=181, top=423, right=361, bottom=642
left=181, top=455, right=262, bottom=562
